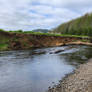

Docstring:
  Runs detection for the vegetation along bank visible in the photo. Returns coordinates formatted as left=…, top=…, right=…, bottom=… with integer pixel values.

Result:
left=0, top=29, right=90, bottom=51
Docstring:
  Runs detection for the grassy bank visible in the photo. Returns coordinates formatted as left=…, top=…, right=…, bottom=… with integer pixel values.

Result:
left=8, top=30, right=89, bottom=38
left=0, top=29, right=90, bottom=51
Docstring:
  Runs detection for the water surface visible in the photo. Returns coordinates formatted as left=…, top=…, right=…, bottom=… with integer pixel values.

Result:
left=0, top=45, right=92, bottom=92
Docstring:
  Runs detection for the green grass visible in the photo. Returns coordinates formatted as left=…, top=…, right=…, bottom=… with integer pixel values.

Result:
left=0, top=44, right=9, bottom=50
left=80, top=39, right=90, bottom=42
left=8, top=31, right=89, bottom=38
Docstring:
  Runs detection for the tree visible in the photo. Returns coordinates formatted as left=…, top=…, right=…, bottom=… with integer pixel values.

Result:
left=17, top=30, right=23, bottom=33
left=88, top=28, right=92, bottom=43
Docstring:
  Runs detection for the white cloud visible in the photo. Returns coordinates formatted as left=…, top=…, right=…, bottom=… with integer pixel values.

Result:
left=0, top=0, right=91, bottom=30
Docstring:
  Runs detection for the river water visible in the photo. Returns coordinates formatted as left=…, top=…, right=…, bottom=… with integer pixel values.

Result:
left=0, top=45, right=92, bottom=92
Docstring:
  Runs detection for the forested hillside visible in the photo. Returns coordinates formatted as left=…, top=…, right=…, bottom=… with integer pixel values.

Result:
left=52, top=13, right=92, bottom=36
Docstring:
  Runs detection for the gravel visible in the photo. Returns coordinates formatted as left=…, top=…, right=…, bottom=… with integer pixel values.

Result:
left=48, top=59, right=92, bottom=92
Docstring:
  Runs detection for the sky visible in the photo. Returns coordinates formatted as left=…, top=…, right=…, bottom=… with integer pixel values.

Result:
left=0, top=0, right=92, bottom=31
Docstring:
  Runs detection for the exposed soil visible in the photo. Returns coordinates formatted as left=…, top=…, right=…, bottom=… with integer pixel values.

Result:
left=0, top=31, right=83, bottom=50
left=0, top=31, right=92, bottom=51
left=66, top=41, right=92, bottom=46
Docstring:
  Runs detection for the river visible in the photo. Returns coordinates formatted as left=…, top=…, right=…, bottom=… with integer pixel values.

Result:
left=0, top=45, right=92, bottom=92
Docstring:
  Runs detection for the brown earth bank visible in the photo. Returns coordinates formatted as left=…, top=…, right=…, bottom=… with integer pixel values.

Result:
left=8, top=34, right=92, bottom=50
left=0, top=31, right=92, bottom=50
left=9, top=34, right=83, bottom=50
left=66, top=41, right=92, bottom=46
left=0, top=31, right=84, bottom=50
left=48, top=59, right=92, bottom=92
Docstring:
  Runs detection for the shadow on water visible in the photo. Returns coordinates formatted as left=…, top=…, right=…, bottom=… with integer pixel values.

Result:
left=0, top=45, right=92, bottom=92
left=59, top=45, right=92, bottom=65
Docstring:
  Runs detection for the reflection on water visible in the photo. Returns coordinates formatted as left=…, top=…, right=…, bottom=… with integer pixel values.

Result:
left=0, top=45, right=92, bottom=92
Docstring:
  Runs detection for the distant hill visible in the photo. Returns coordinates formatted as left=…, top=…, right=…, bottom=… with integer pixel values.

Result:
left=52, top=13, right=92, bottom=36
left=32, top=29, right=49, bottom=33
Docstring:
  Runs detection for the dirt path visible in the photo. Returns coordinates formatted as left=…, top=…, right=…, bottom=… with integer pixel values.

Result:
left=48, top=59, right=92, bottom=92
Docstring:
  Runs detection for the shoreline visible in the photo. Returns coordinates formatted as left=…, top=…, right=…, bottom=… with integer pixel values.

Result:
left=48, top=59, right=92, bottom=92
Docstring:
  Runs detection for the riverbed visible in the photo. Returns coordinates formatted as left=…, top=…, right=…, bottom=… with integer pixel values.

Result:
left=0, top=45, right=92, bottom=92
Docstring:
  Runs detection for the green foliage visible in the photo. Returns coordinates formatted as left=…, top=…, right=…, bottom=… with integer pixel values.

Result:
left=0, top=44, right=9, bottom=50
left=9, top=29, right=23, bottom=33
left=53, top=13, right=92, bottom=36
left=7, top=30, right=88, bottom=37
left=81, top=39, right=89, bottom=42
left=0, top=29, right=5, bottom=32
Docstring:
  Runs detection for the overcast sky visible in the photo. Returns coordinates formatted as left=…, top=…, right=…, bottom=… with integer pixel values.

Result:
left=0, top=0, right=92, bottom=31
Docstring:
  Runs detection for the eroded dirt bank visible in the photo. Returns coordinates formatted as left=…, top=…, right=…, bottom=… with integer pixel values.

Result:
left=0, top=31, right=91, bottom=50
left=66, top=41, right=92, bottom=46
left=10, top=33, right=82, bottom=50
left=0, top=31, right=83, bottom=50
left=48, top=59, right=92, bottom=92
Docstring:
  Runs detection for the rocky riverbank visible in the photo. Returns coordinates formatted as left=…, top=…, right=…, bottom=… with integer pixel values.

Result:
left=48, top=59, right=92, bottom=92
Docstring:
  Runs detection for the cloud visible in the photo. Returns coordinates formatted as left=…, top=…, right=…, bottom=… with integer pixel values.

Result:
left=0, top=0, right=92, bottom=31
